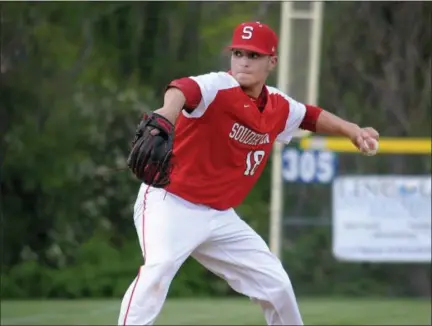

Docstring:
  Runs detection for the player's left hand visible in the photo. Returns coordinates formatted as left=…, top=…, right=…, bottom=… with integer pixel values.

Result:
left=351, top=127, right=380, bottom=155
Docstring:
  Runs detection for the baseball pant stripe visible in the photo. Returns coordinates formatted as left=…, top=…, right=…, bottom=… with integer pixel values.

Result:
left=123, top=185, right=150, bottom=325
left=122, top=268, right=141, bottom=326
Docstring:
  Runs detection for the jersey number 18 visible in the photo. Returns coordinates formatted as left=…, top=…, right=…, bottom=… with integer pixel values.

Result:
left=244, top=150, right=265, bottom=176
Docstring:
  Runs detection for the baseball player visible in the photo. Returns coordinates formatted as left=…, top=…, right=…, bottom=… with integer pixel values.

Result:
left=121, top=21, right=379, bottom=325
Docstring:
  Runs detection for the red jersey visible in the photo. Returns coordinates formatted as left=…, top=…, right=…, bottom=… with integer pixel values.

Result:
left=165, top=71, right=318, bottom=210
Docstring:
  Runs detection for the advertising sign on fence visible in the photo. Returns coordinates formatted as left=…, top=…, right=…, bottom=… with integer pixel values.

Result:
left=332, top=175, right=431, bottom=263
left=282, top=148, right=337, bottom=184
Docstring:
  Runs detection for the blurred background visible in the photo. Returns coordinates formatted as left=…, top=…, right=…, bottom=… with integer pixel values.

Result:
left=1, top=1, right=431, bottom=325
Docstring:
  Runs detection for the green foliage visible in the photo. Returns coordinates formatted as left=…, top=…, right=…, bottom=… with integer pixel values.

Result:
left=1, top=233, right=227, bottom=299
left=4, top=231, right=429, bottom=298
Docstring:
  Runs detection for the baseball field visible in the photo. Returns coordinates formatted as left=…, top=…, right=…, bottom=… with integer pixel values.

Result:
left=1, top=297, right=430, bottom=325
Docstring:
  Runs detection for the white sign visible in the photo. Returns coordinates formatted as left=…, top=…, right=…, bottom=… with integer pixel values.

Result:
left=282, top=148, right=337, bottom=183
left=332, top=175, right=431, bottom=263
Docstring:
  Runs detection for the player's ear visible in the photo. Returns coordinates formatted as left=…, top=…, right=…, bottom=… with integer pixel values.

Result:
left=269, top=55, right=278, bottom=71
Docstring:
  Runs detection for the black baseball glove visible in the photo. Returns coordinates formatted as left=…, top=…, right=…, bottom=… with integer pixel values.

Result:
left=127, top=112, right=174, bottom=188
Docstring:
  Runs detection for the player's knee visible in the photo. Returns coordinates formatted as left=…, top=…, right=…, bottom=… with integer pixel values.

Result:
left=141, top=260, right=179, bottom=293
left=264, top=268, right=295, bottom=303
left=273, top=282, right=295, bottom=303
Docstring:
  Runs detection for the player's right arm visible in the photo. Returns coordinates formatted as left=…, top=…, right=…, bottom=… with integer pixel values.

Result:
left=154, top=72, right=237, bottom=124
left=153, top=87, right=187, bottom=125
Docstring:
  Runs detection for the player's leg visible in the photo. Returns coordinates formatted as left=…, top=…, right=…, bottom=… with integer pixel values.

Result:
left=118, top=185, right=211, bottom=325
left=192, top=210, right=303, bottom=326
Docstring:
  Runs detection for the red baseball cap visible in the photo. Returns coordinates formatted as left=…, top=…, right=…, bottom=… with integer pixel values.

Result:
left=227, top=21, right=278, bottom=55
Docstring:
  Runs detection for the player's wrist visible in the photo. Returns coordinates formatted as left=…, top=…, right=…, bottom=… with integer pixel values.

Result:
left=342, top=122, right=362, bottom=141
left=153, top=108, right=177, bottom=125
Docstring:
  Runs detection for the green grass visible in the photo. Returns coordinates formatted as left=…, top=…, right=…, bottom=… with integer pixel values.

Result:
left=1, top=297, right=430, bottom=325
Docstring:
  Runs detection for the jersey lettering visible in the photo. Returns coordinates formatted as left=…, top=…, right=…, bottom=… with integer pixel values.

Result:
left=229, top=123, right=270, bottom=145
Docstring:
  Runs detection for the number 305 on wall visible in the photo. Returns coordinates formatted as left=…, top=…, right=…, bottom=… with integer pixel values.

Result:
left=282, top=148, right=337, bottom=183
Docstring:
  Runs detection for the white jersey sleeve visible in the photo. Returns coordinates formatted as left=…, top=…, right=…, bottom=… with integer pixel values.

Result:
left=183, top=72, right=239, bottom=119
left=267, top=87, right=307, bottom=144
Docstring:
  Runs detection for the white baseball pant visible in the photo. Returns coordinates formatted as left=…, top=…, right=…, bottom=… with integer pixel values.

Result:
left=117, top=184, right=303, bottom=325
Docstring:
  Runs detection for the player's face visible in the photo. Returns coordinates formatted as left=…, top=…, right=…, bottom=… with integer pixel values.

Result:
left=230, top=49, right=277, bottom=88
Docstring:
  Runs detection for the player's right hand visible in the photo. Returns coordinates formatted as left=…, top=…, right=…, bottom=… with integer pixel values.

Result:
left=127, top=112, right=175, bottom=187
